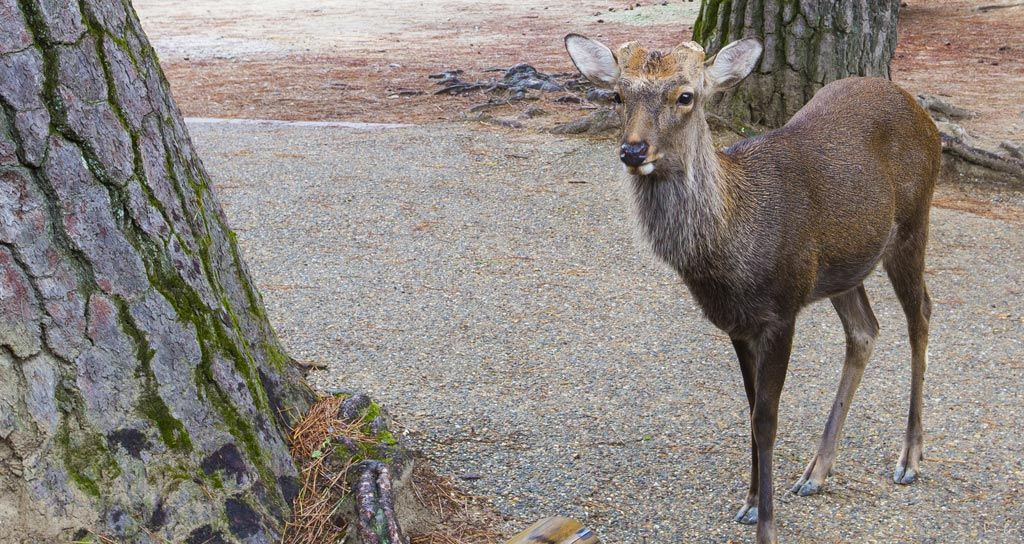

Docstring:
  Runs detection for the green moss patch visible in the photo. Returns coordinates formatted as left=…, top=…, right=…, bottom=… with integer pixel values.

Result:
left=59, top=418, right=121, bottom=498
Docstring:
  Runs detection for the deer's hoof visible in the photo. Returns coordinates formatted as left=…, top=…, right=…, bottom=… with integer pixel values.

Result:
left=790, top=454, right=833, bottom=497
left=791, top=478, right=822, bottom=496
left=893, top=464, right=918, bottom=485
left=734, top=504, right=758, bottom=525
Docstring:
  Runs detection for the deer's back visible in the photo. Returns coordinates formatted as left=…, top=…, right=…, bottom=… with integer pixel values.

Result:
left=718, top=77, right=940, bottom=310
left=776, top=77, right=941, bottom=221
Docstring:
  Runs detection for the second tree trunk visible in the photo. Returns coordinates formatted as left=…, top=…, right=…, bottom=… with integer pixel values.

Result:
left=694, top=0, right=901, bottom=128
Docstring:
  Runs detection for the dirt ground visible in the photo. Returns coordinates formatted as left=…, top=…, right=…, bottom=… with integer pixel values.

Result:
left=191, top=118, right=1024, bottom=543
left=136, top=0, right=702, bottom=127
left=894, top=0, right=1024, bottom=147
left=135, top=0, right=1023, bottom=146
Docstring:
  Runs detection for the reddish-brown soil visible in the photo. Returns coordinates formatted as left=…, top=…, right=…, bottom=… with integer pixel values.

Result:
left=893, top=0, right=1024, bottom=147
left=144, top=1, right=695, bottom=125
left=139, top=0, right=1023, bottom=146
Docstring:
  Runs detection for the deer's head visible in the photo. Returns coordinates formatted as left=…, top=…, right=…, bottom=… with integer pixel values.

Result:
left=565, top=34, right=762, bottom=176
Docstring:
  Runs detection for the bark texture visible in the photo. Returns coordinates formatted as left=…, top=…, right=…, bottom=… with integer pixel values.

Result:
left=0, top=0, right=314, bottom=542
left=694, top=0, right=901, bottom=128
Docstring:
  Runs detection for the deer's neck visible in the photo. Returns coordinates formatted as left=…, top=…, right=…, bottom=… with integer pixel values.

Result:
left=631, top=115, right=742, bottom=272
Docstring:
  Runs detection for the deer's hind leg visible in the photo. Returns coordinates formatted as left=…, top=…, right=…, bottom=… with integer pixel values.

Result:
left=791, top=284, right=879, bottom=496
left=884, top=224, right=932, bottom=485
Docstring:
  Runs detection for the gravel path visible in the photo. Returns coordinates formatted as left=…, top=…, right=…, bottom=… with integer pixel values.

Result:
left=190, top=120, right=1024, bottom=543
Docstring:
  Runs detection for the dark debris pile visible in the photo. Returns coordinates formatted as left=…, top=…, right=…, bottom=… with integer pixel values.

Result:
left=431, top=63, right=591, bottom=98
left=430, top=64, right=620, bottom=132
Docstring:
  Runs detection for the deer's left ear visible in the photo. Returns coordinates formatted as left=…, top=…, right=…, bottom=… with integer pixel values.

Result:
left=565, top=34, right=620, bottom=88
left=704, top=38, right=763, bottom=93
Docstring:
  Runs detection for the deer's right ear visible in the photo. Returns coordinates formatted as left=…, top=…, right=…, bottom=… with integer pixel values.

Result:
left=564, top=34, right=619, bottom=88
left=704, top=38, right=762, bottom=93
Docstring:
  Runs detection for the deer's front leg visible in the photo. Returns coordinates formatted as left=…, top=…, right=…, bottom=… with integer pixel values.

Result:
left=731, top=337, right=759, bottom=525
left=751, top=321, right=795, bottom=544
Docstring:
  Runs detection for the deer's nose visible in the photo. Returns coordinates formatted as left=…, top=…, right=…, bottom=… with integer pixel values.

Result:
left=620, top=141, right=649, bottom=167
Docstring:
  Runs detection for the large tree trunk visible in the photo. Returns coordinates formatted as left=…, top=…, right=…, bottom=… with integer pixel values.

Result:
left=0, top=0, right=314, bottom=542
left=694, top=0, right=901, bottom=128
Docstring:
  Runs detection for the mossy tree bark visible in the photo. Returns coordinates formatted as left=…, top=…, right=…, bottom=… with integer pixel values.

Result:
left=0, top=0, right=314, bottom=542
left=694, top=0, right=901, bottom=128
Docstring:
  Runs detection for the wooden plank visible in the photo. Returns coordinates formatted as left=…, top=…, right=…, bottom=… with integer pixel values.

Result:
left=505, top=517, right=600, bottom=544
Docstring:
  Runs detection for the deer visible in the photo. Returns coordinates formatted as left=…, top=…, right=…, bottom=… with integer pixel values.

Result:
left=564, top=34, right=941, bottom=543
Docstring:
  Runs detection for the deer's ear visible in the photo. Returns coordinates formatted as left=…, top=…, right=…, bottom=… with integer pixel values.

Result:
left=565, top=34, right=620, bottom=88
left=704, top=38, right=762, bottom=92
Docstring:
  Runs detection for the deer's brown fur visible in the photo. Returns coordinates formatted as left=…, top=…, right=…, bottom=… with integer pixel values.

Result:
left=565, top=34, right=941, bottom=544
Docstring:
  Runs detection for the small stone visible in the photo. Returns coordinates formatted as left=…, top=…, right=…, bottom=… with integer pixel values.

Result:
left=335, top=436, right=358, bottom=452
left=339, top=393, right=371, bottom=421
left=368, top=416, right=389, bottom=435
left=491, top=117, right=524, bottom=129
left=520, top=106, right=548, bottom=119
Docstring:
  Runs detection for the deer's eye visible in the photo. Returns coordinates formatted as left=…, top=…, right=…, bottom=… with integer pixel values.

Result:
left=677, top=92, right=694, bottom=105
left=612, top=92, right=623, bottom=104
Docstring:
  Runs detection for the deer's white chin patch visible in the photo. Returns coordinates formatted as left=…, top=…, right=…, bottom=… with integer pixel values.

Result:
left=624, top=162, right=657, bottom=176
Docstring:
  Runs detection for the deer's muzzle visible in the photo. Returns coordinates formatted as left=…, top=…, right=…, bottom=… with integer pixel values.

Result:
left=620, top=141, right=649, bottom=167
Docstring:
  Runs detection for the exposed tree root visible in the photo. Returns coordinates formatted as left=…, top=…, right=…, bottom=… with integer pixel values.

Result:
left=941, top=133, right=1024, bottom=180
left=285, top=394, right=501, bottom=544
left=355, top=462, right=407, bottom=544
left=916, top=94, right=1023, bottom=184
